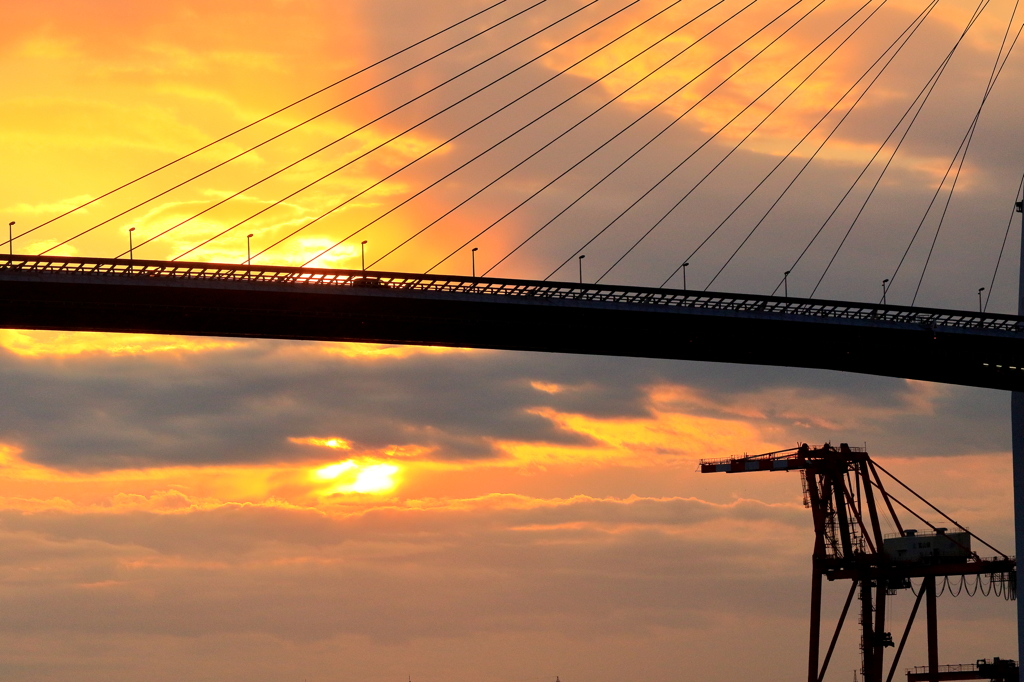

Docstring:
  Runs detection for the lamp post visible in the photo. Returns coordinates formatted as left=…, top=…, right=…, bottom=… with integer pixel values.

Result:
left=978, top=287, right=986, bottom=313
left=7, top=221, right=13, bottom=256
left=246, top=234, right=254, bottom=281
left=578, top=254, right=585, bottom=284
left=683, top=262, right=689, bottom=290
left=472, top=247, right=478, bottom=279
left=882, top=278, right=889, bottom=305
left=361, top=240, right=368, bottom=272
left=784, top=270, right=791, bottom=297
left=128, top=227, right=135, bottom=271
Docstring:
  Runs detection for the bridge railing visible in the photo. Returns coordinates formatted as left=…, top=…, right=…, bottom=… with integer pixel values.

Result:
left=1, top=254, right=1021, bottom=334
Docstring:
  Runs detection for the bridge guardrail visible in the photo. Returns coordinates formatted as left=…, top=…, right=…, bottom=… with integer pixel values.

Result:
left=0, top=254, right=1020, bottom=334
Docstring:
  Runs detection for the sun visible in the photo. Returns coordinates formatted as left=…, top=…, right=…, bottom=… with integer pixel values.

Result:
left=313, top=460, right=400, bottom=495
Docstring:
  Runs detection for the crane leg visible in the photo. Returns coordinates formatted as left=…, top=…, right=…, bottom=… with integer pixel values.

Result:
left=809, top=564, right=822, bottom=682
left=926, top=576, right=938, bottom=682
left=874, top=580, right=887, bottom=682
left=862, top=579, right=875, bottom=682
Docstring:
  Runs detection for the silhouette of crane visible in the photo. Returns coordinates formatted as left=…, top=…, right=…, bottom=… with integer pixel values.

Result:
left=701, top=443, right=1017, bottom=682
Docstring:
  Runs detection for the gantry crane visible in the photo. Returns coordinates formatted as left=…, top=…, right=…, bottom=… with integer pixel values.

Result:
left=700, top=443, right=1017, bottom=682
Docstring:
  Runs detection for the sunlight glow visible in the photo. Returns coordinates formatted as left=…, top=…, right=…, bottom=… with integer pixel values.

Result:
left=315, top=461, right=357, bottom=479
left=297, top=437, right=353, bottom=451
left=350, top=464, right=400, bottom=493
left=313, top=460, right=400, bottom=495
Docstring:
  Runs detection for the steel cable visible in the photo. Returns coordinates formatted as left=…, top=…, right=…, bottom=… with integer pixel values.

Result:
left=909, top=5, right=1023, bottom=305
left=165, top=0, right=610, bottom=261
left=546, top=0, right=843, bottom=281
left=472, top=0, right=808, bottom=277
left=768, top=0, right=961, bottom=297
left=592, top=0, right=886, bottom=284
left=420, top=0, right=768, bottom=274
left=806, top=0, right=992, bottom=298
left=872, top=460, right=1009, bottom=558
left=760, top=0, right=985, bottom=296
left=4, top=0, right=517, bottom=247
left=983, top=170, right=1024, bottom=311
left=707, top=0, right=991, bottom=292
left=30, top=0, right=552, bottom=255
left=885, top=2, right=1022, bottom=302
left=343, top=0, right=718, bottom=270
left=659, top=0, right=940, bottom=289
left=284, top=0, right=719, bottom=267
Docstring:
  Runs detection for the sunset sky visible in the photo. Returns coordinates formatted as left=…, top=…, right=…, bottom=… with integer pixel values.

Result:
left=0, top=1, right=1022, bottom=681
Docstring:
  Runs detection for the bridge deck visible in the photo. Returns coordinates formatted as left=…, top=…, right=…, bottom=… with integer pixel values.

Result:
left=0, top=255, right=1021, bottom=390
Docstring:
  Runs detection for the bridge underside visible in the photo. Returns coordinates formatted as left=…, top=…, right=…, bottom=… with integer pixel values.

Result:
left=0, top=257, right=1022, bottom=391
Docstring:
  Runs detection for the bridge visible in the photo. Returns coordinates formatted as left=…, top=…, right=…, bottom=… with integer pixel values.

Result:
left=2, top=254, right=1024, bottom=391
left=4, top=0, right=1024, bottom=677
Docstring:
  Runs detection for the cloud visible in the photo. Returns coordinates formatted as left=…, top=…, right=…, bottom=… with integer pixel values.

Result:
left=0, top=495, right=820, bottom=646
left=0, top=485, right=1014, bottom=682
left=0, top=333, right=1007, bottom=472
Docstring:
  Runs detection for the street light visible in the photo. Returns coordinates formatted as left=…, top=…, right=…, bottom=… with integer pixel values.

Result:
left=128, top=227, right=136, bottom=271
left=246, top=233, right=254, bottom=281
left=682, top=262, right=689, bottom=290
left=783, top=270, right=791, bottom=297
left=978, top=287, right=986, bottom=313
left=882, top=278, right=889, bottom=305
left=578, top=254, right=586, bottom=284
left=361, top=240, right=368, bottom=272
left=471, top=247, right=478, bottom=279
left=7, top=221, right=13, bottom=257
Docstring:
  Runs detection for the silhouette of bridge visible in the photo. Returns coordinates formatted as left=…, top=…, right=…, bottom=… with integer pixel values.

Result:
left=3, top=254, right=1023, bottom=391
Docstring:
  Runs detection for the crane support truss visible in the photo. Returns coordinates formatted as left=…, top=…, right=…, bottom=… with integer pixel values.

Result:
left=0, top=255, right=1022, bottom=390
left=701, top=444, right=1017, bottom=682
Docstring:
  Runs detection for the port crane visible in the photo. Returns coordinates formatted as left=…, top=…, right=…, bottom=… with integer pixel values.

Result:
left=700, top=443, right=1017, bottom=682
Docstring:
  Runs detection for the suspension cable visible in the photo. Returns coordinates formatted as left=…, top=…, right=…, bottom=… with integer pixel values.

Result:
left=806, top=0, right=992, bottom=298
left=888, top=4, right=1023, bottom=302
left=165, top=0, right=607, bottom=261
left=984, top=170, right=1024, bottom=311
left=546, top=0, right=838, bottom=281
left=330, top=0, right=710, bottom=270
left=6, top=0, right=517, bottom=246
left=595, top=0, right=886, bottom=284
left=769, top=0, right=957, bottom=297
left=706, top=0, right=988, bottom=292
left=767, top=0, right=984, bottom=297
left=909, top=8, right=1023, bottom=305
left=26, top=0, right=549, bottom=254
left=281, top=0, right=716, bottom=267
left=659, top=0, right=940, bottom=289
left=473, top=0, right=808, bottom=277
left=422, top=0, right=766, bottom=274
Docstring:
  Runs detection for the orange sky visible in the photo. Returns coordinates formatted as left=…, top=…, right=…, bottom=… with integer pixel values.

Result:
left=0, top=1, right=1020, bottom=681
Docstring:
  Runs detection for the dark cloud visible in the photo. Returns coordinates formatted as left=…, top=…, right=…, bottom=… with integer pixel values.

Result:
left=0, top=338, right=1007, bottom=470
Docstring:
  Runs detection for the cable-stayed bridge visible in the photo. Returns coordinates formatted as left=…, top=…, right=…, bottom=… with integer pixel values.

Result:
left=4, top=0, right=1024, bottom=677
left=2, top=254, right=1023, bottom=391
